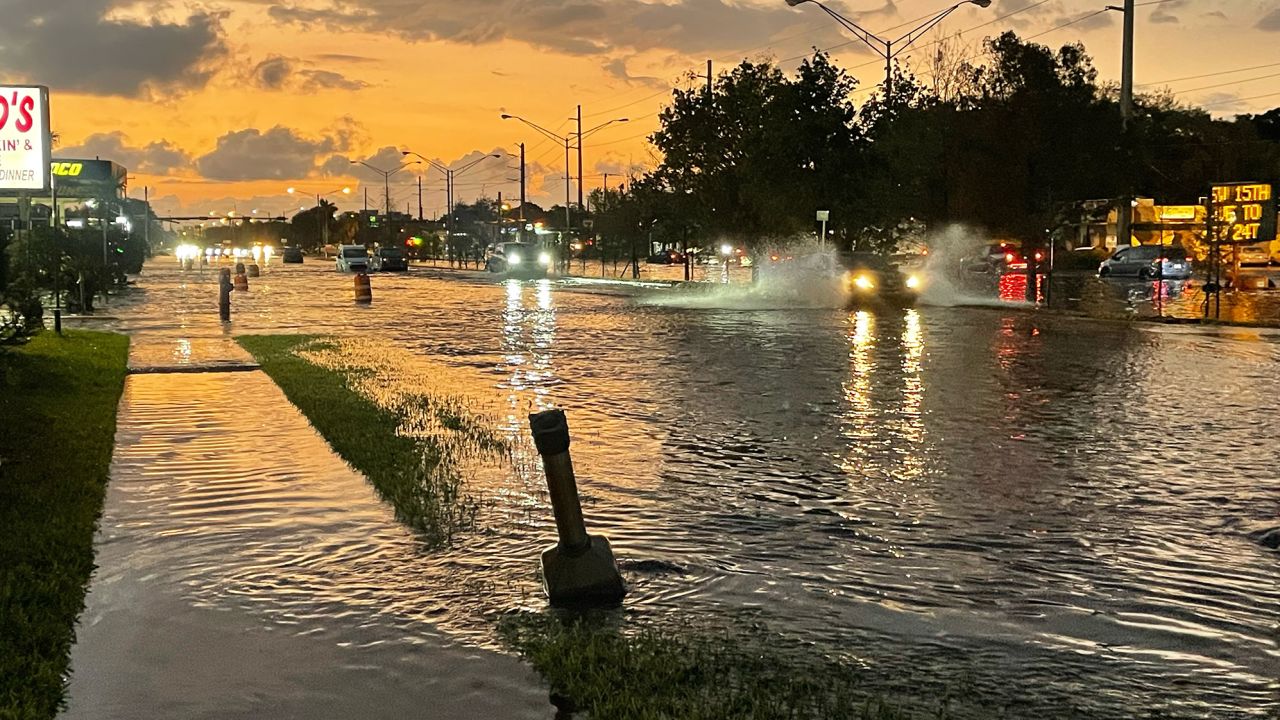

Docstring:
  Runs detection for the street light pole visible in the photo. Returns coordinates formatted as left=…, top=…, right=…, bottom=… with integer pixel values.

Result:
left=401, top=151, right=505, bottom=264
left=577, top=105, right=584, bottom=212
left=785, top=0, right=991, bottom=101
left=351, top=159, right=419, bottom=243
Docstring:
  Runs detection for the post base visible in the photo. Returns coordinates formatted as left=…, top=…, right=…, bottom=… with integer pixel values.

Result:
left=540, top=535, right=625, bottom=607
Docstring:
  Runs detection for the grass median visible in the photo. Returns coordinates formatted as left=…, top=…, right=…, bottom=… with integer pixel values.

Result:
left=236, top=334, right=501, bottom=546
left=0, top=330, right=129, bottom=719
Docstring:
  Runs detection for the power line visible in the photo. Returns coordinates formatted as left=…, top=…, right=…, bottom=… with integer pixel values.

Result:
left=1139, top=61, right=1280, bottom=88
left=1172, top=70, right=1280, bottom=96
left=1200, top=90, right=1280, bottom=109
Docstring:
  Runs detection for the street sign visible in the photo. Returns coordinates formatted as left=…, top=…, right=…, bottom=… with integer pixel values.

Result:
left=816, top=210, right=830, bottom=222
left=0, top=85, right=51, bottom=193
left=1209, top=182, right=1277, bottom=245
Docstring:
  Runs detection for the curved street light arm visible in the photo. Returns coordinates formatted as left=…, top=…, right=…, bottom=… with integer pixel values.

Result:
left=890, top=2, right=964, bottom=51
left=402, top=151, right=450, bottom=176
left=580, top=118, right=630, bottom=141
left=789, top=0, right=888, bottom=57
left=454, top=153, right=506, bottom=177
left=502, top=114, right=569, bottom=144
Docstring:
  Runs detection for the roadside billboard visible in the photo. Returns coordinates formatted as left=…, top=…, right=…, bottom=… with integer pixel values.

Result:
left=49, top=159, right=128, bottom=197
left=0, top=86, right=51, bottom=193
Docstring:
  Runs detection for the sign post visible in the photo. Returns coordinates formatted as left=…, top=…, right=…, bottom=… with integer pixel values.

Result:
left=816, top=210, right=830, bottom=251
left=1206, top=182, right=1277, bottom=319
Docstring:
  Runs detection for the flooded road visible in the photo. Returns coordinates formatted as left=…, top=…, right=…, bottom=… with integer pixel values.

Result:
left=90, top=259, right=1279, bottom=718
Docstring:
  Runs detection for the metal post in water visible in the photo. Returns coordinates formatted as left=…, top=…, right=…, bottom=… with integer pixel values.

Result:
left=529, top=409, right=625, bottom=606
left=218, top=268, right=232, bottom=322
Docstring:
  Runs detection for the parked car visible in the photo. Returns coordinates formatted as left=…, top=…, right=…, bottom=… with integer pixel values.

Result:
left=369, top=246, right=408, bottom=272
left=485, top=242, right=553, bottom=278
left=1099, top=245, right=1192, bottom=280
left=335, top=244, right=370, bottom=273
left=1236, top=241, right=1271, bottom=266
left=281, top=246, right=304, bottom=264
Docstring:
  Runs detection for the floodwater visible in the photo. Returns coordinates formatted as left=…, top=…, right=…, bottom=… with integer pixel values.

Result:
left=85, top=258, right=1279, bottom=718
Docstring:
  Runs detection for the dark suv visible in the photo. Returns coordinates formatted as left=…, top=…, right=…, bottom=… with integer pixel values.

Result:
left=370, top=246, right=408, bottom=272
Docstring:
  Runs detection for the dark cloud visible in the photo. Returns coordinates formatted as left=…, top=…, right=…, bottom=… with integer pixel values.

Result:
left=266, top=0, right=821, bottom=56
left=1149, top=0, right=1186, bottom=24
left=312, top=53, right=379, bottom=64
left=603, top=58, right=669, bottom=91
left=56, top=131, right=193, bottom=173
left=254, top=56, right=293, bottom=90
left=195, top=126, right=354, bottom=181
left=302, top=69, right=368, bottom=91
left=251, top=55, right=369, bottom=91
left=1258, top=8, right=1280, bottom=31
left=0, top=0, right=225, bottom=97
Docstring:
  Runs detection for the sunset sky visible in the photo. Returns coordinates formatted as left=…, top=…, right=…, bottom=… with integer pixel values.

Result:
left=6, top=0, right=1278, bottom=220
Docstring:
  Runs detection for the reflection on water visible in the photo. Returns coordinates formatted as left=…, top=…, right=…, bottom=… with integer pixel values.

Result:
left=97, top=261, right=1280, bottom=719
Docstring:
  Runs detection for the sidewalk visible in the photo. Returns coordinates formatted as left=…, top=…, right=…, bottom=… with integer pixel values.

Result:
left=63, top=346, right=550, bottom=718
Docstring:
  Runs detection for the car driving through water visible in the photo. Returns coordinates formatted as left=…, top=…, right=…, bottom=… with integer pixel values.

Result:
left=369, top=246, right=407, bottom=272
left=335, top=244, right=370, bottom=273
left=756, top=249, right=924, bottom=307
left=485, top=242, right=554, bottom=278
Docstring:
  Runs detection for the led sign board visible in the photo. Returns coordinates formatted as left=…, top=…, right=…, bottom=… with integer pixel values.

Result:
left=1209, top=182, right=1277, bottom=244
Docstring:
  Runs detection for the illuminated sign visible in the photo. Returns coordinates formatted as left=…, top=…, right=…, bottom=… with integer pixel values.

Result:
left=47, top=158, right=128, bottom=197
left=1210, top=182, right=1277, bottom=244
left=0, top=85, right=51, bottom=193
left=1158, top=205, right=1197, bottom=221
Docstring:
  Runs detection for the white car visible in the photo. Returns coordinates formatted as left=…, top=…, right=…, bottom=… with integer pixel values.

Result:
left=336, top=244, right=370, bottom=273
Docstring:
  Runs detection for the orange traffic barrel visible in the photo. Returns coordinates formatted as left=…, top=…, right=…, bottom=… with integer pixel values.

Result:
left=234, top=272, right=249, bottom=291
left=354, top=272, right=372, bottom=303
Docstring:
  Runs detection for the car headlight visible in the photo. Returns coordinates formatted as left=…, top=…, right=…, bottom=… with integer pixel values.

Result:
left=853, top=274, right=874, bottom=290
left=538, top=252, right=551, bottom=266
left=905, top=274, right=922, bottom=290
left=508, top=253, right=522, bottom=265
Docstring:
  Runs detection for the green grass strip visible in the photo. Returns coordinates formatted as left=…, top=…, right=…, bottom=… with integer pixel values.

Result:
left=236, top=335, right=483, bottom=545
left=0, top=330, right=129, bottom=720
left=500, top=612, right=919, bottom=720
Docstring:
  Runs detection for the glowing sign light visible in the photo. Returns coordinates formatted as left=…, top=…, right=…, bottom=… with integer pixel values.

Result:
left=1210, top=182, right=1277, bottom=244
left=0, top=85, right=51, bottom=192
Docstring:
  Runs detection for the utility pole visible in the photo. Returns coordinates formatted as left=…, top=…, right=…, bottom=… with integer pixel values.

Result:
left=497, top=190, right=503, bottom=244
left=884, top=40, right=894, bottom=100
left=563, top=138, right=571, bottom=229
left=417, top=175, right=423, bottom=220
left=576, top=105, right=584, bottom=213
left=1115, top=0, right=1136, bottom=253
left=143, top=186, right=150, bottom=250
left=707, top=59, right=712, bottom=99
left=519, top=142, right=527, bottom=242
left=363, top=187, right=368, bottom=213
